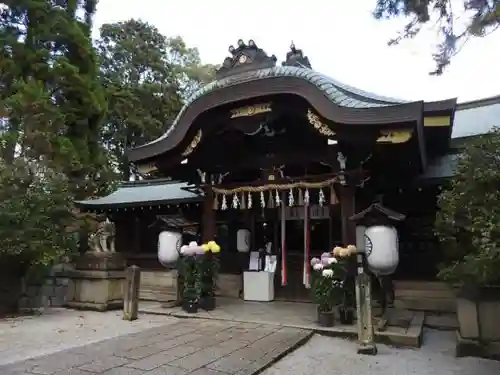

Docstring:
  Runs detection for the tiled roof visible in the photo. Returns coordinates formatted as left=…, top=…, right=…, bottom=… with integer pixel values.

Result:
left=76, top=180, right=201, bottom=210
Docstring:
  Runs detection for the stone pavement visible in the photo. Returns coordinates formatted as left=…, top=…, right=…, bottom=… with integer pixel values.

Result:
left=140, top=299, right=424, bottom=347
left=0, top=319, right=311, bottom=375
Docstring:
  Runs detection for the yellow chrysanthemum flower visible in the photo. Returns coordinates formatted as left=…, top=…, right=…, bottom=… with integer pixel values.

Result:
left=346, top=244, right=357, bottom=254
left=207, top=241, right=221, bottom=253
left=339, top=248, right=350, bottom=257
left=201, top=243, right=210, bottom=252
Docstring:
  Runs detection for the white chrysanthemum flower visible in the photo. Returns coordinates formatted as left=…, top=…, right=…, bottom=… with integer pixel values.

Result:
left=327, top=257, right=338, bottom=264
left=313, top=263, right=324, bottom=271
left=322, top=269, right=334, bottom=278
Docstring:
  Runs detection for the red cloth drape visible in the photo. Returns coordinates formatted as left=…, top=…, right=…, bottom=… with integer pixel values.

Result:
left=281, top=198, right=287, bottom=286
left=303, top=203, right=311, bottom=288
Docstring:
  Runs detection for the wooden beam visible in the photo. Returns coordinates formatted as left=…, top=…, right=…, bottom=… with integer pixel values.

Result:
left=189, top=148, right=341, bottom=173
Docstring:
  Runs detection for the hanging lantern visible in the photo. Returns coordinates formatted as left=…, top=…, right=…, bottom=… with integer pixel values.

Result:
left=364, top=225, right=399, bottom=275
left=318, top=188, right=325, bottom=206
left=232, top=193, right=239, bottom=209
left=221, top=194, right=228, bottom=210
left=288, top=188, right=294, bottom=206
left=158, top=231, right=182, bottom=265
left=248, top=192, right=253, bottom=209
left=237, top=229, right=251, bottom=252
left=275, top=190, right=281, bottom=206
left=330, top=186, right=339, bottom=205
left=260, top=191, right=265, bottom=207
left=304, top=188, right=310, bottom=205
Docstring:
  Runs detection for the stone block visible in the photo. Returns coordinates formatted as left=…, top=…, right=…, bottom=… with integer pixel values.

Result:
left=26, top=286, right=39, bottom=298
left=56, top=277, right=69, bottom=286
left=42, top=284, right=55, bottom=297
left=456, top=330, right=500, bottom=360
left=75, top=252, right=126, bottom=271
left=217, top=274, right=242, bottom=298
left=139, top=269, right=178, bottom=303
left=66, top=253, right=126, bottom=311
left=66, top=269, right=125, bottom=311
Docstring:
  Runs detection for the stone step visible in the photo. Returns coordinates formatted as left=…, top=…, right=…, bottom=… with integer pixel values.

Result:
left=424, top=313, right=459, bottom=330
left=395, top=297, right=456, bottom=313
left=394, top=280, right=454, bottom=291
left=395, top=288, right=456, bottom=300
left=139, top=286, right=176, bottom=302
left=394, top=281, right=456, bottom=313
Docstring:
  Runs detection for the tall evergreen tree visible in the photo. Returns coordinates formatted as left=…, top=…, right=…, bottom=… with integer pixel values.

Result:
left=1, top=0, right=109, bottom=198
left=0, top=1, right=109, bottom=293
left=96, top=19, right=216, bottom=180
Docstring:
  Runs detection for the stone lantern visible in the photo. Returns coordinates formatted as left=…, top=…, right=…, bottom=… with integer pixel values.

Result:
left=349, top=202, right=405, bottom=355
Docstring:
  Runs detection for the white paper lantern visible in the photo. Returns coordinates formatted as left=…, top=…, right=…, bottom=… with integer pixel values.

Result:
left=158, top=231, right=182, bottom=266
left=236, top=229, right=251, bottom=253
left=364, top=225, right=399, bottom=275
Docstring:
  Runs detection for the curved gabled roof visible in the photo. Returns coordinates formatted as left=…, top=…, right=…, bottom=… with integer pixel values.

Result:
left=127, top=63, right=454, bottom=163
left=147, top=66, right=409, bottom=147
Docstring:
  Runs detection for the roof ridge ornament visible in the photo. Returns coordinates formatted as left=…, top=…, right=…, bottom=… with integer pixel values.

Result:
left=216, top=39, right=277, bottom=80
left=283, top=42, right=312, bottom=69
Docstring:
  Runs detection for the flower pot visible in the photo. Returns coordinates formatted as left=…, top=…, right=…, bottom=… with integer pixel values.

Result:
left=200, top=296, right=216, bottom=311
left=181, top=300, right=198, bottom=313
left=339, top=307, right=355, bottom=325
left=317, top=308, right=335, bottom=327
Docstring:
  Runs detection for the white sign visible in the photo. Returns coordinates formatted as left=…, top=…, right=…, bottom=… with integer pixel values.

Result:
left=249, top=251, right=260, bottom=271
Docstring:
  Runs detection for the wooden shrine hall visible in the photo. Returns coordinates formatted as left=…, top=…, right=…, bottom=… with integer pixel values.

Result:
left=77, top=40, right=499, bottom=305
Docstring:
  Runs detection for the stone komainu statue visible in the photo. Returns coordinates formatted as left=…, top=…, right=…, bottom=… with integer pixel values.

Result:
left=88, top=220, right=116, bottom=253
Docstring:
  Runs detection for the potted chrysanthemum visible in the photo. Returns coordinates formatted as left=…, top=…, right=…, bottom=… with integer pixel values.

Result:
left=310, top=252, right=347, bottom=327
left=199, top=240, right=221, bottom=311
left=333, top=245, right=357, bottom=325
left=179, top=242, right=204, bottom=313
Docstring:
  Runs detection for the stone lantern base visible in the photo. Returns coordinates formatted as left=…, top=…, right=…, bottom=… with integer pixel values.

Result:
left=66, top=252, right=126, bottom=311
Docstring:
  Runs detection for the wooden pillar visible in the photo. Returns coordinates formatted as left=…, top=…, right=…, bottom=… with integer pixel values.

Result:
left=201, top=187, right=216, bottom=243
left=340, top=185, right=356, bottom=245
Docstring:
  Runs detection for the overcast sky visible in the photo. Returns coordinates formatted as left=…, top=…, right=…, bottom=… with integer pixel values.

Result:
left=93, top=0, right=500, bottom=103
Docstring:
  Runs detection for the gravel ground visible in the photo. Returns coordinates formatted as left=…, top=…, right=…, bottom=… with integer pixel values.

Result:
left=262, top=329, right=500, bottom=375
left=0, top=308, right=177, bottom=366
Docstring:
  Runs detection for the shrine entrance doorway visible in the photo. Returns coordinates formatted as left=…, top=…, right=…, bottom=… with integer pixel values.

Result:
left=269, top=205, right=342, bottom=302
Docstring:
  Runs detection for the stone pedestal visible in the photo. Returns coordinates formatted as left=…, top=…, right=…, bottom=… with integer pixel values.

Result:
left=66, top=252, right=126, bottom=311
left=455, top=287, right=500, bottom=359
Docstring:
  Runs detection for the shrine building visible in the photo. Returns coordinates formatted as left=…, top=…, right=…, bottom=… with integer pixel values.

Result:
left=77, top=40, right=500, bottom=306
